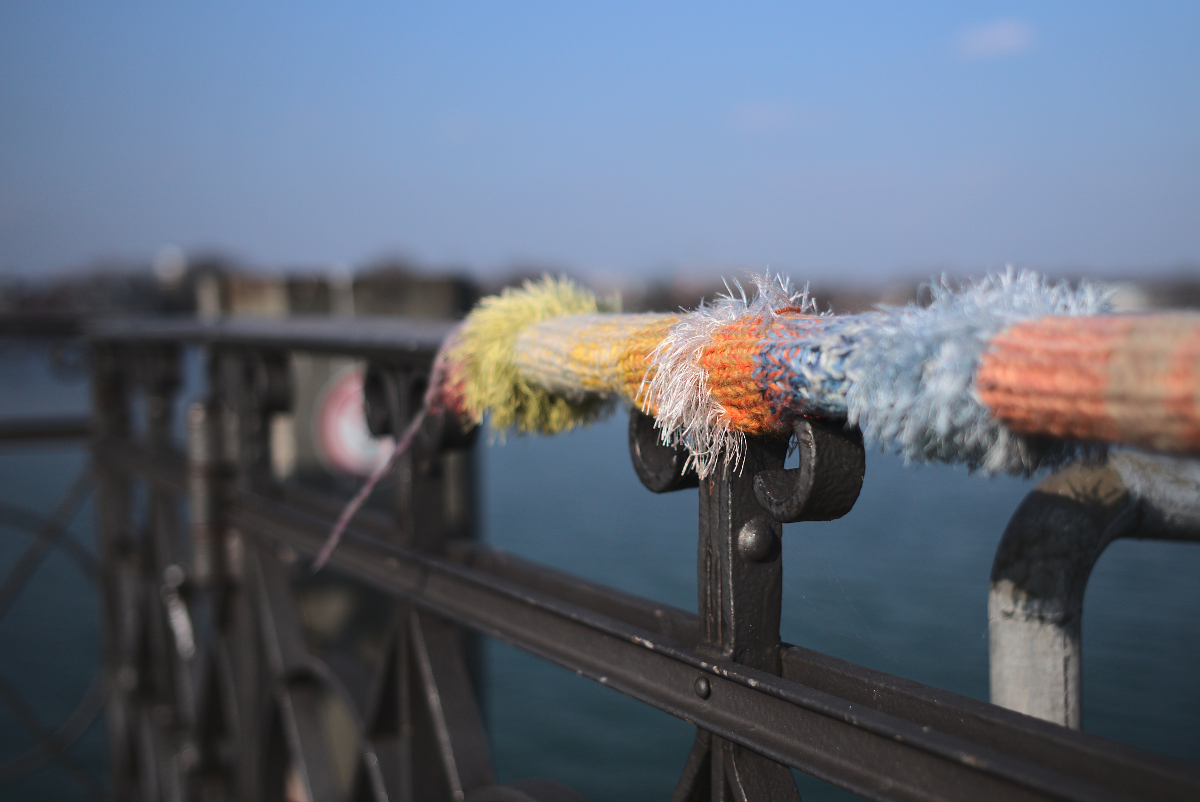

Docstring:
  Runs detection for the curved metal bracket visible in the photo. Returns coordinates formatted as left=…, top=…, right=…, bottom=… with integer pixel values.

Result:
left=752, top=418, right=864, bottom=523
left=628, top=408, right=699, bottom=493
left=365, top=362, right=478, bottom=450
left=989, top=450, right=1200, bottom=728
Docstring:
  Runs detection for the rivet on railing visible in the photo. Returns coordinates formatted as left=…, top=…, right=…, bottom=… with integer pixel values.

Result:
left=736, top=516, right=778, bottom=563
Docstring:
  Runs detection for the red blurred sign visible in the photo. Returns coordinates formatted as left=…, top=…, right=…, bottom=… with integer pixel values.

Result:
left=314, top=365, right=394, bottom=477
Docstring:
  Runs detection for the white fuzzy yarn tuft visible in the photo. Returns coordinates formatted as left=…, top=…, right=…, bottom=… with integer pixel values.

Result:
left=643, top=274, right=815, bottom=477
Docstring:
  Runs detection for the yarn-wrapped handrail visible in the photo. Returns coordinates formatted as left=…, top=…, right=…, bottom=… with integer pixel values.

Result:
left=314, top=270, right=1200, bottom=568
left=441, top=271, right=1200, bottom=476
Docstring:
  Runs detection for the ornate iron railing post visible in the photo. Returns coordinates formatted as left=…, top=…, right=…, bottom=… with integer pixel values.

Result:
left=688, top=432, right=800, bottom=801
left=212, top=345, right=352, bottom=801
left=630, top=411, right=864, bottom=801
left=213, top=348, right=291, bottom=494
left=187, top=401, right=222, bottom=590
left=92, top=340, right=198, bottom=800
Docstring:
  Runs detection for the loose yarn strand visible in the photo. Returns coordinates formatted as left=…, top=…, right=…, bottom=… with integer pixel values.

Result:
left=311, top=408, right=427, bottom=572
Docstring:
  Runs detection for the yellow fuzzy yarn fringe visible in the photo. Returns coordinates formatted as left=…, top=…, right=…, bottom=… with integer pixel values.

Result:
left=447, top=276, right=621, bottom=435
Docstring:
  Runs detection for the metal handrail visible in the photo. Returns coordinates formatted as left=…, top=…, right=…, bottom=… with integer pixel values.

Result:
left=86, top=317, right=1200, bottom=802
left=89, top=315, right=456, bottom=358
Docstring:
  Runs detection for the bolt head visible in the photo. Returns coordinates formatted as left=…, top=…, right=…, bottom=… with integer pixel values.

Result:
left=694, top=676, right=711, bottom=699
left=737, top=516, right=778, bottom=562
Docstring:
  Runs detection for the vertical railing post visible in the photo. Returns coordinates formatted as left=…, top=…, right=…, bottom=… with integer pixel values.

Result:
left=357, top=360, right=493, bottom=802
left=989, top=451, right=1200, bottom=728
left=209, top=346, right=279, bottom=800
left=211, top=345, right=351, bottom=801
left=688, top=435, right=802, bottom=801
left=136, top=344, right=191, bottom=734
left=94, top=340, right=191, bottom=800
left=215, top=349, right=291, bottom=494
left=91, top=339, right=135, bottom=798
left=187, top=400, right=222, bottom=590
left=629, top=412, right=863, bottom=802
left=187, top=397, right=238, bottom=796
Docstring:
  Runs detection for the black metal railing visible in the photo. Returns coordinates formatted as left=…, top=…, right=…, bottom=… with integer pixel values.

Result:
left=0, top=339, right=104, bottom=800
left=85, top=316, right=1200, bottom=802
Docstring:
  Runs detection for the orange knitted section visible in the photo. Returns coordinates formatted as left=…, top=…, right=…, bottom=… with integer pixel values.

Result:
left=698, top=315, right=783, bottom=435
left=977, top=314, right=1200, bottom=452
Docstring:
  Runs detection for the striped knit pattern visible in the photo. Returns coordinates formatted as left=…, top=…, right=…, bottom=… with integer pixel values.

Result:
left=978, top=313, right=1200, bottom=454
left=438, top=271, right=1200, bottom=477
left=709, top=271, right=1110, bottom=475
left=515, top=313, right=677, bottom=405
left=756, top=313, right=848, bottom=421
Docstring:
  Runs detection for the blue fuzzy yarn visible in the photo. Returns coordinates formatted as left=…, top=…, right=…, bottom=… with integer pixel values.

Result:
left=756, top=270, right=1110, bottom=475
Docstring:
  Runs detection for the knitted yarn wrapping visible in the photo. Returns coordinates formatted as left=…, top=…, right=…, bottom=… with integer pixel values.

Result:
left=643, top=275, right=817, bottom=476
left=645, top=270, right=1110, bottom=477
left=445, top=276, right=621, bottom=435
left=443, top=270, right=1113, bottom=477
left=763, top=269, right=1111, bottom=474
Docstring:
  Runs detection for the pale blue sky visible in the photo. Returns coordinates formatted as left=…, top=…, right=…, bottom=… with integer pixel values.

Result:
left=2, top=2, right=1197, bottom=281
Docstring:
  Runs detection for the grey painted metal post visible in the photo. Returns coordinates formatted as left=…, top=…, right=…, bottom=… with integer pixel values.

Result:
left=989, top=451, right=1200, bottom=727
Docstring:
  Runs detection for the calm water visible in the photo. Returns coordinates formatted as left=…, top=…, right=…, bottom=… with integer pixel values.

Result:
left=2, top=342, right=1198, bottom=801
